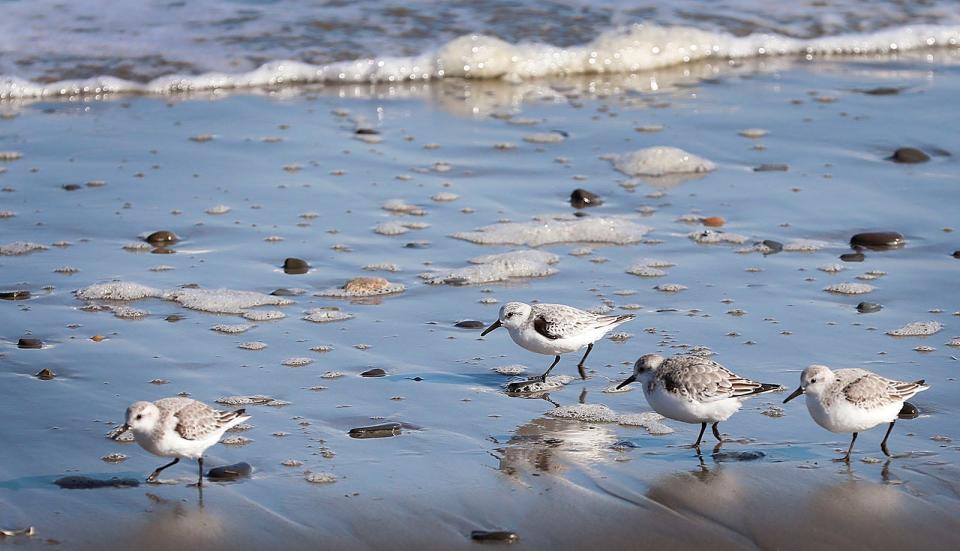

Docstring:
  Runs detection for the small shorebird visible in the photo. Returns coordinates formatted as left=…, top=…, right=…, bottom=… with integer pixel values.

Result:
left=481, top=302, right=634, bottom=384
left=783, top=365, right=928, bottom=462
left=617, top=353, right=783, bottom=448
left=111, top=397, right=250, bottom=486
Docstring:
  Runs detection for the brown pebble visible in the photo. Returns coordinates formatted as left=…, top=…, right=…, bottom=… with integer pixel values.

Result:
left=455, top=320, right=486, bottom=329
left=35, top=368, right=56, bottom=380
left=165, top=314, right=185, bottom=322
left=850, top=231, right=903, bottom=250
left=952, top=250, right=960, bottom=259
left=343, top=277, right=388, bottom=293
left=91, top=335, right=106, bottom=342
left=62, top=184, right=82, bottom=191
left=145, top=230, right=179, bottom=245
left=360, top=368, right=387, bottom=377
left=18, top=338, right=43, bottom=349
left=753, top=164, right=789, bottom=172
left=702, top=216, right=725, bottom=227
left=840, top=252, right=865, bottom=262
left=889, top=147, right=929, bottom=164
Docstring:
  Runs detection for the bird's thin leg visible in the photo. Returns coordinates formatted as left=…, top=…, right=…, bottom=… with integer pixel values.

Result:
left=575, top=343, right=594, bottom=380
left=880, top=420, right=896, bottom=457
left=536, top=355, right=562, bottom=382
left=147, top=457, right=179, bottom=482
left=193, top=456, right=204, bottom=487
left=711, top=422, right=723, bottom=443
left=692, top=422, right=707, bottom=449
left=840, top=432, right=858, bottom=462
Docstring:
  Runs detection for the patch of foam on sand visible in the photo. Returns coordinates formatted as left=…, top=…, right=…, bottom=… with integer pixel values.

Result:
left=0, top=241, right=48, bottom=255
left=887, top=321, right=942, bottom=337
left=421, top=250, right=559, bottom=285
left=451, top=216, right=651, bottom=247
left=303, top=308, right=354, bottom=323
left=548, top=404, right=673, bottom=435
left=611, top=147, right=715, bottom=177
left=75, top=281, right=294, bottom=314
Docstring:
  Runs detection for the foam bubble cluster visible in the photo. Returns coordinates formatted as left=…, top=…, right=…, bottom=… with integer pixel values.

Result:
left=611, top=147, right=716, bottom=177
left=421, top=250, right=559, bottom=285
left=887, top=321, right=943, bottom=337
left=451, top=216, right=651, bottom=247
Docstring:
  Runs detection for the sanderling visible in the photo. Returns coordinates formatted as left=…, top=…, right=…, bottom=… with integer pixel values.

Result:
left=783, top=365, right=928, bottom=462
left=481, top=302, right=635, bottom=388
left=110, top=397, right=250, bottom=485
left=616, top=354, right=783, bottom=448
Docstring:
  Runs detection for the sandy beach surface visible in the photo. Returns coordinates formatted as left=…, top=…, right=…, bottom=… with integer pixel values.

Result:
left=2, top=2, right=960, bottom=549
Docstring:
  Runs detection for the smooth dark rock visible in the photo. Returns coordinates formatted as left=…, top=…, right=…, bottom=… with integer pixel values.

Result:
left=952, top=250, right=960, bottom=259
left=889, top=147, right=929, bottom=164
left=17, top=338, right=42, bottom=349
left=840, top=252, right=865, bottom=262
left=283, top=257, right=309, bottom=274
left=145, top=230, right=179, bottom=245
left=165, top=314, right=185, bottom=322
left=570, top=188, right=602, bottom=209
left=850, top=231, right=904, bottom=250
left=206, top=462, right=253, bottom=480
left=572, top=211, right=589, bottom=218
left=35, top=368, right=55, bottom=380
left=856, top=302, right=882, bottom=314
left=0, top=290, right=30, bottom=300
left=455, top=320, right=485, bottom=329
left=404, top=241, right=430, bottom=249
left=471, top=531, right=519, bottom=544
left=54, top=476, right=139, bottom=489
left=360, top=368, right=387, bottom=378
left=858, top=87, right=902, bottom=96
left=753, top=164, right=789, bottom=172
left=712, top=450, right=765, bottom=462
left=62, top=183, right=82, bottom=191
left=898, top=401, right=920, bottom=420
left=354, top=128, right=379, bottom=135
left=271, top=288, right=299, bottom=296
left=349, top=422, right=403, bottom=439
left=760, top=240, right=783, bottom=254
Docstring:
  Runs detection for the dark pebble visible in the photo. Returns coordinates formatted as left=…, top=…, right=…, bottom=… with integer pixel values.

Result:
left=753, top=164, right=789, bottom=172
left=840, top=252, right=865, bottom=262
left=54, top=476, right=140, bottom=489
left=889, top=147, right=929, bottom=164
left=850, top=231, right=904, bottom=250
left=35, top=368, right=56, bottom=380
left=570, top=188, right=602, bottom=209
left=611, top=440, right=639, bottom=450
left=17, top=338, right=42, bottom=349
left=145, top=230, right=179, bottom=245
left=455, top=320, right=485, bottom=329
left=165, top=314, right=185, bottom=322
left=856, top=302, right=882, bottom=314
left=898, top=401, right=920, bottom=420
left=760, top=240, right=783, bottom=254
left=572, top=211, right=589, bottom=218
left=271, top=288, right=299, bottom=296
left=952, top=250, right=960, bottom=259
left=206, top=462, right=253, bottom=480
left=471, top=531, right=519, bottom=544
left=858, top=87, right=902, bottom=96
left=360, top=368, right=387, bottom=378
left=354, top=128, right=379, bottom=135
left=404, top=241, right=430, bottom=249
left=411, top=376, right=424, bottom=382
left=283, top=257, right=309, bottom=274
left=712, top=450, right=765, bottom=462
left=62, top=183, right=82, bottom=191
left=349, top=422, right=403, bottom=439
left=0, top=290, right=30, bottom=300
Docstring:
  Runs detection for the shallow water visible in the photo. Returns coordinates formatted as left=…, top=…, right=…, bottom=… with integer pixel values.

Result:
left=1, top=47, right=960, bottom=549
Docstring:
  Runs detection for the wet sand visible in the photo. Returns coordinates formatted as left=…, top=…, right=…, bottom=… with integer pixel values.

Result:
left=1, top=52, right=960, bottom=549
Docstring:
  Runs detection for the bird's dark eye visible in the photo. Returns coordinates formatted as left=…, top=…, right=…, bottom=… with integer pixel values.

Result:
left=506, top=312, right=514, bottom=318
left=810, top=378, right=816, bottom=383
left=136, top=414, right=142, bottom=420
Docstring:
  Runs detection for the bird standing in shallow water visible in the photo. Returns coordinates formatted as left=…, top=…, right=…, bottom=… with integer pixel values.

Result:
left=481, top=302, right=635, bottom=386
left=111, top=397, right=250, bottom=486
left=617, top=353, right=783, bottom=449
left=783, top=364, right=928, bottom=462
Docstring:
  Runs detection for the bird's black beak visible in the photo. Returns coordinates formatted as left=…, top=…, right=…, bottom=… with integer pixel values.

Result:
left=783, top=386, right=804, bottom=404
left=108, top=423, right=130, bottom=440
left=480, top=320, right=502, bottom=337
left=616, top=374, right=637, bottom=390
